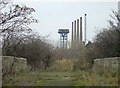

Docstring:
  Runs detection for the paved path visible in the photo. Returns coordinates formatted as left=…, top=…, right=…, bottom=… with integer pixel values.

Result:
left=33, top=72, right=81, bottom=86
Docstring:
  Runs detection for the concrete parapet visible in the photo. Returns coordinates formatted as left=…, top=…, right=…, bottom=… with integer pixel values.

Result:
left=93, top=57, right=119, bottom=73
left=1, top=56, right=27, bottom=74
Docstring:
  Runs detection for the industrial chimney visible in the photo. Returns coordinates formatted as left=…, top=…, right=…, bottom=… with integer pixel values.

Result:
left=77, top=19, right=79, bottom=42
left=71, top=17, right=84, bottom=45
left=84, top=14, right=87, bottom=44
left=80, top=17, right=82, bottom=42
left=74, top=20, right=76, bottom=41
left=72, top=22, right=74, bottom=43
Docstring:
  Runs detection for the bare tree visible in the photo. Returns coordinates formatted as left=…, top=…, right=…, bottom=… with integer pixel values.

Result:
left=89, top=11, right=120, bottom=59
left=0, top=1, right=37, bottom=33
left=0, top=0, right=37, bottom=55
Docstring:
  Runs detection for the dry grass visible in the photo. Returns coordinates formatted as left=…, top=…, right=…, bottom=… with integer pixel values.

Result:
left=3, top=70, right=118, bottom=86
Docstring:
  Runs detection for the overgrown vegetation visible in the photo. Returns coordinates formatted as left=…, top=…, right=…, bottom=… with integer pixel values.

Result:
left=3, top=70, right=118, bottom=86
left=0, top=0, right=54, bottom=84
left=0, top=0, right=119, bottom=86
left=0, top=0, right=54, bottom=70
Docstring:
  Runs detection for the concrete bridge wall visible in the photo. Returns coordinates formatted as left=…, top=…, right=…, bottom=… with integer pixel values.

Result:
left=0, top=56, right=27, bottom=74
left=93, top=57, right=119, bottom=73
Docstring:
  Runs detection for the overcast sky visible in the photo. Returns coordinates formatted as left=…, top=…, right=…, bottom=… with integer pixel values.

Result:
left=13, top=0, right=118, bottom=44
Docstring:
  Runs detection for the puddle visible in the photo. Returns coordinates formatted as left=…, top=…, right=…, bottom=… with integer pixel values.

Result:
left=39, top=77, right=58, bottom=80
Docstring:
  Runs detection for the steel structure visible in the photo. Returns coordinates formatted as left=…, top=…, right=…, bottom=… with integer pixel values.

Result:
left=58, top=29, right=69, bottom=48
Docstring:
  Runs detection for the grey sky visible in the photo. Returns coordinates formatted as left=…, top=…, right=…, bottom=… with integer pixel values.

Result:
left=15, top=1, right=117, bottom=44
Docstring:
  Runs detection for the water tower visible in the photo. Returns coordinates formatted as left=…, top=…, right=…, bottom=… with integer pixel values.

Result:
left=58, top=29, right=69, bottom=48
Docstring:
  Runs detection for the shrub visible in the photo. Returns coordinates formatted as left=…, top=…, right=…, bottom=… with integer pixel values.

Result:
left=50, top=59, right=74, bottom=72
